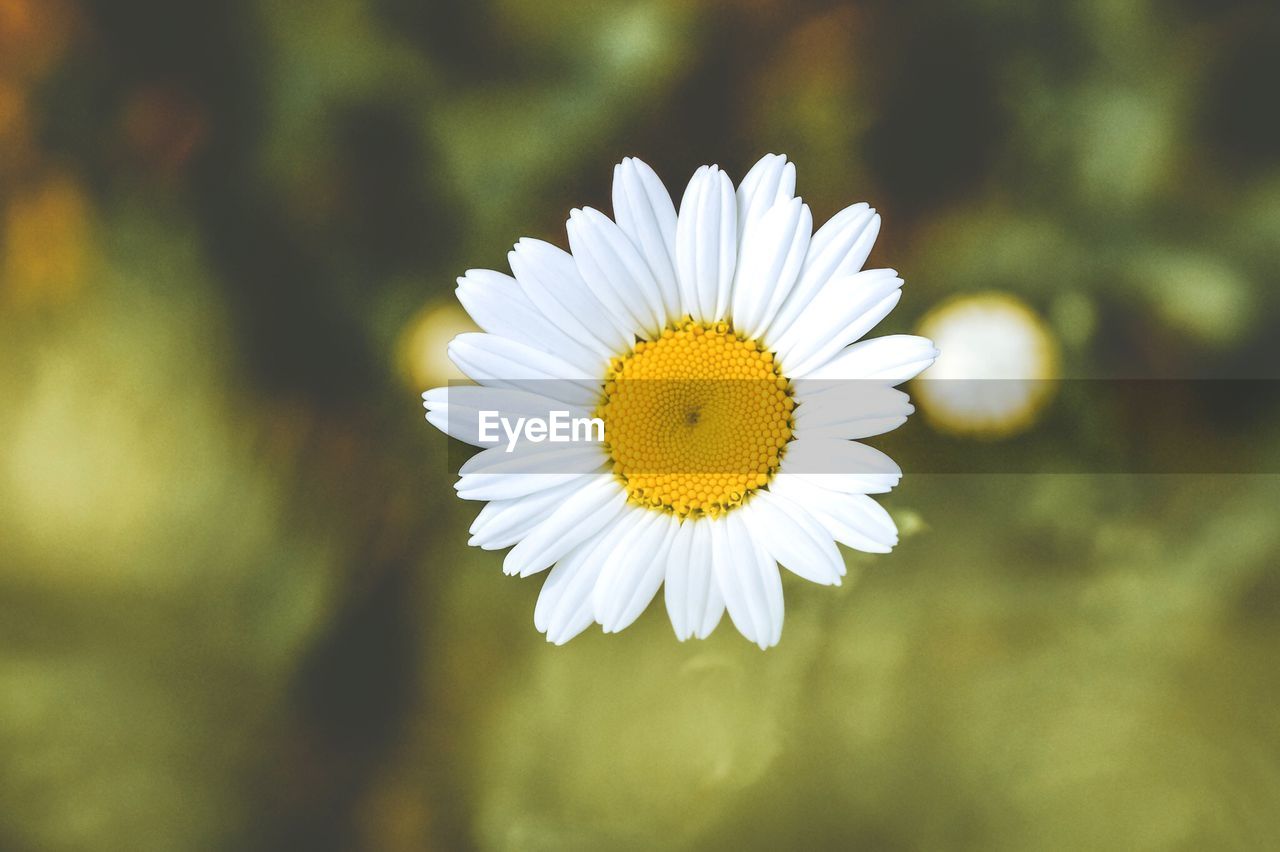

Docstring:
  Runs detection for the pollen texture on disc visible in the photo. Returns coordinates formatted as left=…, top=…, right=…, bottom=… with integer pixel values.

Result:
left=596, top=320, right=794, bottom=519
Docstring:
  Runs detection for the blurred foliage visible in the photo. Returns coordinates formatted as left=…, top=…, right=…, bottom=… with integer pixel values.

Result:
left=1, top=0, right=1279, bottom=849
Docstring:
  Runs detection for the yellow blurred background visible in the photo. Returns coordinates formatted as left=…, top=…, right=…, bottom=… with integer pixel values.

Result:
left=2, top=0, right=1279, bottom=849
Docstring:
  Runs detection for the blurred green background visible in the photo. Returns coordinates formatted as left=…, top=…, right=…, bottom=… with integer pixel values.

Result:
left=3, top=0, right=1280, bottom=849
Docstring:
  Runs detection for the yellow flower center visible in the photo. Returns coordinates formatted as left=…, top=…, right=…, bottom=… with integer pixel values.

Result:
left=596, top=319, right=794, bottom=519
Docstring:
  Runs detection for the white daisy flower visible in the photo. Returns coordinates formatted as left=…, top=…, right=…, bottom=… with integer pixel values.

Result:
left=424, top=155, right=937, bottom=648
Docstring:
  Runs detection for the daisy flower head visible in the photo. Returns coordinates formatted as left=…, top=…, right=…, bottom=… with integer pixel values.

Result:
left=424, top=155, right=937, bottom=648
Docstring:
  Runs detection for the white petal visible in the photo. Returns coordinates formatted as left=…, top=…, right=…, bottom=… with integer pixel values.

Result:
left=424, top=408, right=465, bottom=444
left=807, top=203, right=877, bottom=266
left=503, top=476, right=627, bottom=577
left=742, top=490, right=845, bottom=584
left=534, top=519, right=631, bottom=644
left=594, top=511, right=679, bottom=632
left=769, top=270, right=903, bottom=377
left=448, top=333, right=601, bottom=408
left=736, top=153, right=796, bottom=241
left=612, top=157, right=680, bottom=321
left=423, top=385, right=584, bottom=416
left=456, top=472, right=593, bottom=502
left=508, top=238, right=633, bottom=354
left=567, top=207, right=666, bottom=339
left=769, top=204, right=879, bottom=340
left=458, top=440, right=604, bottom=476
left=422, top=385, right=589, bottom=447
left=455, top=444, right=606, bottom=500
left=455, top=269, right=602, bottom=373
left=802, top=335, right=939, bottom=385
left=421, top=404, right=507, bottom=448
left=791, top=382, right=914, bottom=440
left=712, top=512, right=784, bottom=649
left=664, top=518, right=724, bottom=640
left=771, top=476, right=898, bottom=553
left=777, top=439, right=902, bottom=493
left=676, top=165, right=737, bottom=322
left=731, top=197, right=812, bottom=340
left=534, top=537, right=594, bottom=635
left=468, top=479, right=586, bottom=550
